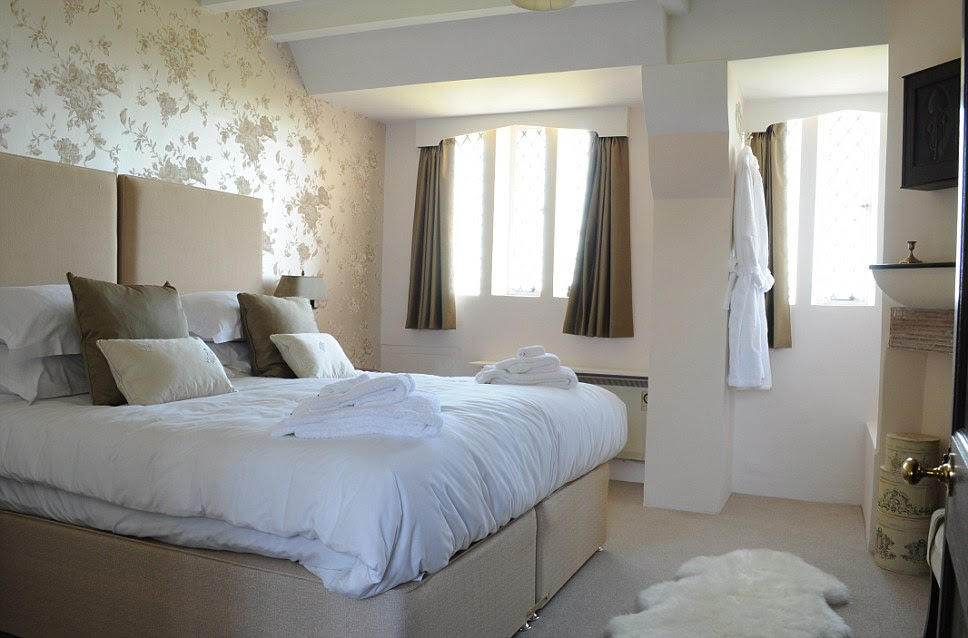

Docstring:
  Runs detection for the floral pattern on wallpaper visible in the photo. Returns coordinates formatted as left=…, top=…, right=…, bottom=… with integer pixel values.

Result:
left=0, top=0, right=385, bottom=367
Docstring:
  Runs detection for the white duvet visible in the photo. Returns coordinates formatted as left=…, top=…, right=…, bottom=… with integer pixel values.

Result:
left=0, top=374, right=626, bottom=598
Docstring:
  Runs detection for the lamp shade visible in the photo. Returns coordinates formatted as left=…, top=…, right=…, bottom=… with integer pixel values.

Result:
left=274, top=275, right=328, bottom=302
left=512, top=0, right=575, bottom=9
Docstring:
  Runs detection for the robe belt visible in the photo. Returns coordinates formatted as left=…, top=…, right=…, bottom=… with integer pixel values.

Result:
left=723, top=262, right=775, bottom=309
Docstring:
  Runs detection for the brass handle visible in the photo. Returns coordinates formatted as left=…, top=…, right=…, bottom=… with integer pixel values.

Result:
left=902, top=456, right=954, bottom=488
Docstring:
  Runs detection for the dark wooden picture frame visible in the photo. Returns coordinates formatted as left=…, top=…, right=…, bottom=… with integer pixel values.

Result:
left=902, top=58, right=960, bottom=190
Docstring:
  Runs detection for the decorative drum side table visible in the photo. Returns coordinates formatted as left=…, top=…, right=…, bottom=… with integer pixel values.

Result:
left=874, top=432, right=941, bottom=575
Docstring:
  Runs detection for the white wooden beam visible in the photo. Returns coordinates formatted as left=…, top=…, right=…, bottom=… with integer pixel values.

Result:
left=265, top=0, right=643, bottom=43
left=267, top=0, right=516, bottom=42
left=198, top=0, right=298, bottom=13
left=657, top=0, right=689, bottom=15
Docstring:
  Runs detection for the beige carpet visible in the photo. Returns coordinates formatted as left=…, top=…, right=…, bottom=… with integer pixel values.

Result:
left=527, top=481, right=930, bottom=637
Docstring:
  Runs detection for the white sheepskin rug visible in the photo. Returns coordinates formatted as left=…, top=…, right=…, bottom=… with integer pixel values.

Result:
left=607, top=549, right=853, bottom=638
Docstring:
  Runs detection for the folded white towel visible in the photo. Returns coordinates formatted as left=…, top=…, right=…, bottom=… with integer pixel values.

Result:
left=495, top=353, right=561, bottom=375
left=517, top=345, right=546, bottom=359
left=475, top=365, right=578, bottom=389
left=307, top=373, right=416, bottom=412
left=273, top=391, right=443, bottom=439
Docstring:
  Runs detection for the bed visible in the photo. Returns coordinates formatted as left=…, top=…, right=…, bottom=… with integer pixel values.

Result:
left=0, top=152, right=625, bottom=638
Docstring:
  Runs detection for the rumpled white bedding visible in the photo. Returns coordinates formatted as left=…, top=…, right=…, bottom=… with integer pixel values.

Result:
left=0, top=374, right=626, bottom=599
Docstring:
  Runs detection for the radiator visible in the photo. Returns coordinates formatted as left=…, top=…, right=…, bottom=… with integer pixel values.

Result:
left=574, top=371, right=647, bottom=461
left=464, top=359, right=647, bottom=461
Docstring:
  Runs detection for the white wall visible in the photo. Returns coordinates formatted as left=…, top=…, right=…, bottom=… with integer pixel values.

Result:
left=730, top=98, right=887, bottom=505
left=743, top=94, right=888, bottom=133
left=883, top=0, right=960, bottom=265
left=862, top=0, right=960, bottom=543
left=415, top=106, right=630, bottom=147
left=380, top=107, right=653, bottom=378
left=731, top=304, right=879, bottom=503
left=668, top=0, right=887, bottom=65
left=875, top=0, right=959, bottom=467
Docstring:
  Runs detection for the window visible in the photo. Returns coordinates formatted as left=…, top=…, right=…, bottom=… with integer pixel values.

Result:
left=452, top=132, right=486, bottom=296
left=452, top=126, right=592, bottom=298
left=492, top=127, right=547, bottom=296
left=781, top=110, right=881, bottom=307
left=810, top=111, right=880, bottom=306
left=781, top=120, right=802, bottom=306
left=553, top=129, right=593, bottom=297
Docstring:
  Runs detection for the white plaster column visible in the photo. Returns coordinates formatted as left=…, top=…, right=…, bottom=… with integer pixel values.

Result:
left=642, top=61, right=735, bottom=513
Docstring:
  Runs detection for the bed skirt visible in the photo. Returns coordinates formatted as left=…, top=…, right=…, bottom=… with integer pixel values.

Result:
left=0, top=463, right=609, bottom=638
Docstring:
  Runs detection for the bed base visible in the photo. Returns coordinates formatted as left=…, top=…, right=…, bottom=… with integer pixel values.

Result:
left=0, top=464, right=608, bottom=638
left=535, top=461, right=609, bottom=607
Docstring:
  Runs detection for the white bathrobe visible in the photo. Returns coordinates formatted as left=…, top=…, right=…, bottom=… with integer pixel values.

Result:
left=725, top=146, right=775, bottom=389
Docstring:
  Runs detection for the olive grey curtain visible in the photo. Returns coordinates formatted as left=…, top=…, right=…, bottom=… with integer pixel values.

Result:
left=749, top=123, right=792, bottom=349
left=406, top=139, right=457, bottom=330
left=563, top=135, right=634, bottom=338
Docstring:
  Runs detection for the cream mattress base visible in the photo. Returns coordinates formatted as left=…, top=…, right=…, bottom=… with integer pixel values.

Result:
left=0, top=464, right=609, bottom=638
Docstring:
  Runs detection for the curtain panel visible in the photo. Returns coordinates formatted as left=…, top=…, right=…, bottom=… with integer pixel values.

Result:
left=749, top=124, right=792, bottom=349
left=563, top=135, right=634, bottom=338
left=405, top=140, right=457, bottom=330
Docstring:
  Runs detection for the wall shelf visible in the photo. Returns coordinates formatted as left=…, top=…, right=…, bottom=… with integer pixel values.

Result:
left=869, top=262, right=956, bottom=308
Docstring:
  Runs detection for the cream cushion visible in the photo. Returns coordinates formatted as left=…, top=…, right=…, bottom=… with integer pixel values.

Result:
left=269, top=333, right=356, bottom=379
left=96, top=337, right=235, bottom=406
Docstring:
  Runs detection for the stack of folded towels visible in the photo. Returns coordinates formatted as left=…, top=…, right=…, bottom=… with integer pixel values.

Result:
left=474, top=345, right=578, bottom=389
left=272, top=373, right=443, bottom=439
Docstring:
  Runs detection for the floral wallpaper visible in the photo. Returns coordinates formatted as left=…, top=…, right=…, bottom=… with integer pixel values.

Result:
left=0, top=0, right=385, bottom=368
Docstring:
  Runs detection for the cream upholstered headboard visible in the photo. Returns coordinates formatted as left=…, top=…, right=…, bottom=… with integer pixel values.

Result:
left=0, top=153, right=117, bottom=286
left=118, top=175, right=264, bottom=294
left=0, top=154, right=264, bottom=292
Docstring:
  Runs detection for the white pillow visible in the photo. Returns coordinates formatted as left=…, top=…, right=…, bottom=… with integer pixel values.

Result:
left=207, top=340, right=252, bottom=376
left=0, top=344, right=89, bottom=402
left=96, top=337, right=236, bottom=405
left=269, top=333, right=356, bottom=379
left=0, top=285, right=81, bottom=357
left=180, top=291, right=244, bottom=343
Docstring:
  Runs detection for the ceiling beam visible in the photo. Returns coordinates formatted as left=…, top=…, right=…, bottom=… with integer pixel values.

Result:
left=267, top=0, right=517, bottom=42
left=198, top=0, right=687, bottom=23
left=264, top=0, right=648, bottom=43
left=198, top=0, right=298, bottom=12
left=657, top=0, right=689, bottom=15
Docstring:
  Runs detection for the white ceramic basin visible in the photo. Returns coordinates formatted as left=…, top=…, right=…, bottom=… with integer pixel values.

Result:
left=869, top=262, right=956, bottom=309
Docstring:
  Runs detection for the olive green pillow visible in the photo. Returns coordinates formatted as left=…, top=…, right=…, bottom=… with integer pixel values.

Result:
left=66, top=273, right=190, bottom=406
left=237, top=293, right=318, bottom=377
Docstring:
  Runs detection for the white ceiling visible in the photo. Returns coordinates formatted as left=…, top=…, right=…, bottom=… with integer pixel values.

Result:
left=731, top=45, right=888, bottom=101
left=198, top=0, right=888, bottom=123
